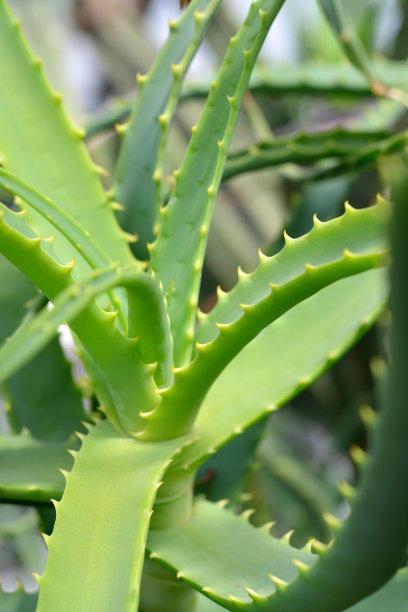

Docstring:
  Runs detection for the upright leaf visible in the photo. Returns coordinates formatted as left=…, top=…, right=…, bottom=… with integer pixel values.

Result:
left=37, top=421, right=187, bottom=612
left=113, top=0, right=221, bottom=259
left=150, top=0, right=286, bottom=366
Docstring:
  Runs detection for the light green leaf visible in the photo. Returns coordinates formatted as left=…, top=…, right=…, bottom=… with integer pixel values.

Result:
left=0, top=0, right=132, bottom=280
left=0, top=256, right=84, bottom=440
left=178, top=269, right=387, bottom=469
left=148, top=498, right=314, bottom=607
left=113, top=0, right=221, bottom=259
left=37, top=421, right=187, bottom=612
left=150, top=0, right=286, bottom=366
left=142, top=202, right=389, bottom=440
left=0, top=265, right=164, bottom=434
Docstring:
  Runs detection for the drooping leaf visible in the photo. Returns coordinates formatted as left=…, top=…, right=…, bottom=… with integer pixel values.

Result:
left=150, top=0, right=286, bottom=366
left=37, top=421, right=187, bottom=612
left=113, top=0, right=221, bottom=259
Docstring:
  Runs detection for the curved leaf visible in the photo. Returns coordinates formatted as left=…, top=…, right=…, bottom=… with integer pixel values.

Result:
left=0, top=256, right=84, bottom=440
left=148, top=498, right=314, bottom=607
left=142, top=202, right=389, bottom=440
left=0, top=0, right=132, bottom=278
left=150, top=0, right=286, bottom=366
left=178, top=269, right=386, bottom=469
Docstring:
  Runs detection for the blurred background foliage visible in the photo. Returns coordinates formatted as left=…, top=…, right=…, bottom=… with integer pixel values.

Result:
left=1, top=0, right=407, bottom=592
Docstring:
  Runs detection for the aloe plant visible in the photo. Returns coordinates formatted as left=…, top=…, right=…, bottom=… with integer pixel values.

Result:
left=0, top=0, right=407, bottom=610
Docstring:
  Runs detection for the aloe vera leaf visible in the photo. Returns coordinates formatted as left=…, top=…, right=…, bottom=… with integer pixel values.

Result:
left=150, top=0, right=286, bottom=367
left=0, top=213, right=162, bottom=431
left=0, top=0, right=133, bottom=279
left=150, top=500, right=408, bottom=611
left=0, top=204, right=173, bottom=389
left=113, top=0, right=221, bottom=260
left=148, top=498, right=314, bottom=607
left=0, top=587, right=37, bottom=611
left=0, top=265, right=167, bottom=433
left=223, top=129, right=406, bottom=181
left=177, top=169, right=408, bottom=612
left=0, top=432, right=77, bottom=503
left=346, top=569, right=408, bottom=611
left=37, top=421, right=187, bottom=612
left=310, top=129, right=408, bottom=182
left=0, top=168, right=111, bottom=272
left=178, top=269, right=386, bottom=470
left=85, top=61, right=408, bottom=138
left=0, top=256, right=84, bottom=440
left=142, top=202, right=389, bottom=440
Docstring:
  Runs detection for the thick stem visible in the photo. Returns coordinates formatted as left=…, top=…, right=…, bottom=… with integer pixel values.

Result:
left=141, top=468, right=197, bottom=610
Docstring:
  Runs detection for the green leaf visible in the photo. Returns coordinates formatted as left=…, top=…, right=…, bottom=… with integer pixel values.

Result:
left=0, top=432, right=76, bottom=503
left=4, top=339, right=85, bottom=441
left=85, top=60, right=408, bottom=137
left=150, top=0, right=286, bottom=367
left=0, top=256, right=84, bottom=440
left=223, top=128, right=390, bottom=181
left=346, top=570, right=408, bottom=611
left=0, top=0, right=132, bottom=280
left=178, top=269, right=387, bottom=470
left=113, top=0, right=221, bottom=259
left=0, top=588, right=37, bottom=612
left=0, top=265, right=165, bottom=434
left=143, top=201, right=389, bottom=440
left=37, top=421, right=187, bottom=612
left=148, top=498, right=314, bottom=607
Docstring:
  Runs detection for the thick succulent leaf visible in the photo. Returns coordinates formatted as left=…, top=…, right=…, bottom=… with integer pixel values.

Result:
left=178, top=269, right=387, bottom=469
left=346, top=569, right=408, bottom=611
left=113, top=0, right=221, bottom=259
left=86, top=61, right=408, bottom=137
left=0, top=588, right=37, bottom=612
left=0, top=432, right=76, bottom=503
left=0, top=0, right=132, bottom=279
left=0, top=256, right=84, bottom=440
left=150, top=0, right=286, bottom=366
left=0, top=168, right=111, bottom=272
left=223, top=128, right=389, bottom=181
left=37, top=420, right=187, bottom=612
left=148, top=498, right=315, bottom=607
left=0, top=265, right=164, bottom=434
left=142, top=202, right=389, bottom=440
left=173, top=169, right=408, bottom=612
left=150, top=502, right=408, bottom=611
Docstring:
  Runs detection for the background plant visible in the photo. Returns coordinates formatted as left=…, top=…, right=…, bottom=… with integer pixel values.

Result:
left=0, top=0, right=407, bottom=610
